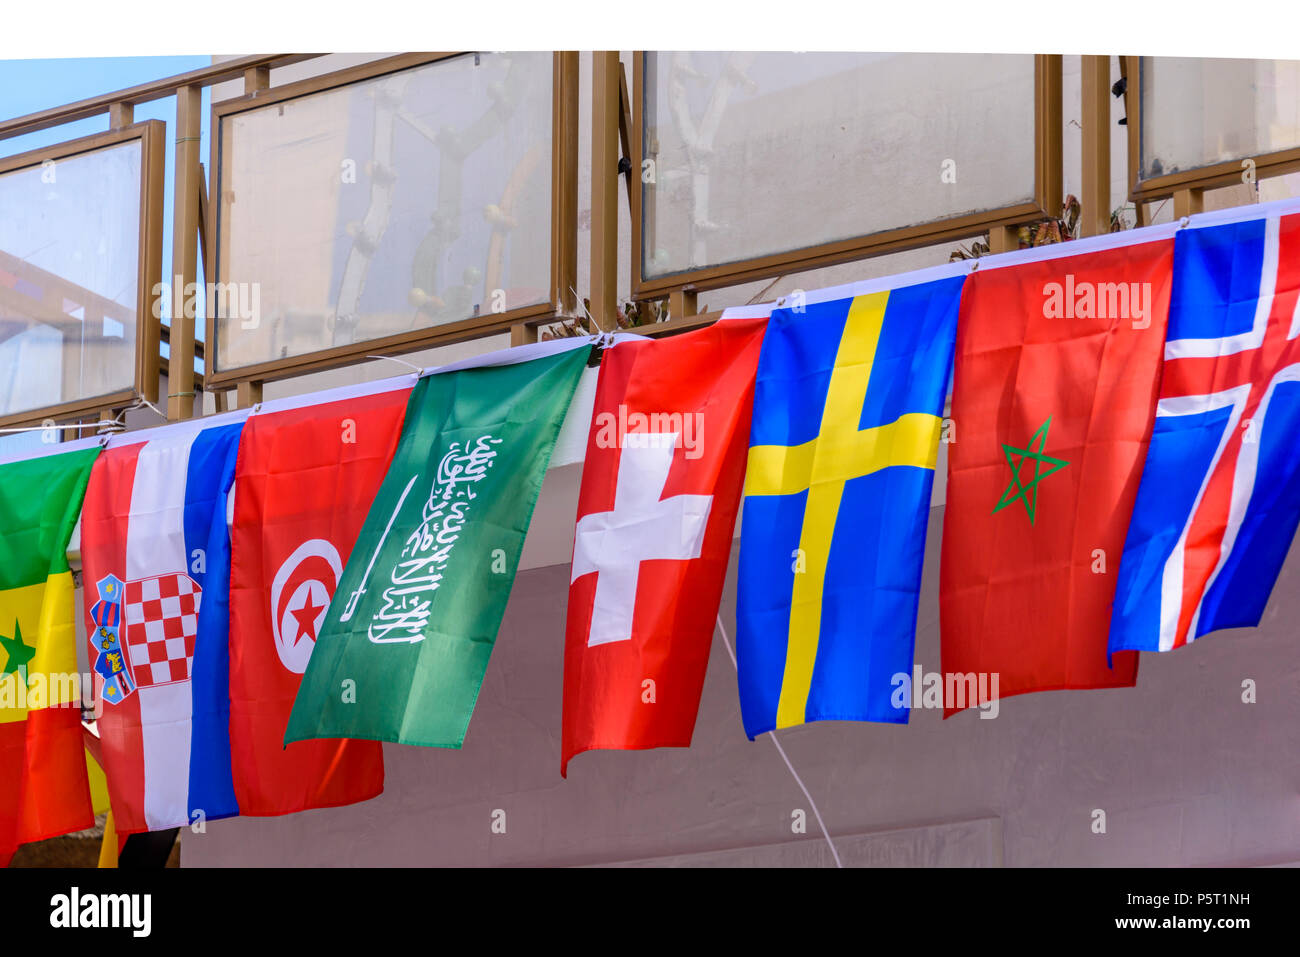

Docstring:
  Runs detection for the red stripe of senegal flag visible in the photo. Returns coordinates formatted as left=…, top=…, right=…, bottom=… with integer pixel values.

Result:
left=940, top=238, right=1174, bottom=715
left=0, top=447, right=99, bottom=865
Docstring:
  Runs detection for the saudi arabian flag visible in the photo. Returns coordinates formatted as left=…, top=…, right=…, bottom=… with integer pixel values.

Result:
left=1, top=446, right=99, bottom=864
left=286, top=342, right=593, bottom=748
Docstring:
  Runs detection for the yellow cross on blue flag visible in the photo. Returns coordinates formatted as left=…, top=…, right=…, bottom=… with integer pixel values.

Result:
left=735, top=274, right=963, bottom=737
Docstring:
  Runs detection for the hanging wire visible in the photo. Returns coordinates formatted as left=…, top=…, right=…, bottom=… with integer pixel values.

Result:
left=714, top=614, right=844, bottom=869
left=568, top=286, right=601, bottom=336
left=0, top=395, right=166, bottom=437
left=748, top=274, right=786, bottom=306
left=364, top=354, right=425, bottom=376
left=93, top=396, right=167, bottom=435
left=0, top=422, right=93, bottom=435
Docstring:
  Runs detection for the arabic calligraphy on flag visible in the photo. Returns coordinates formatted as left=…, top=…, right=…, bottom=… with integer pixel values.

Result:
left=359, top=434, right=503, bottom=644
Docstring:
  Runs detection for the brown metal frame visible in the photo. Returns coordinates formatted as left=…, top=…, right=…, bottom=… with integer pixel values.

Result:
left=629, top=52, right=1064, bottom=301
left=1080, top=55, right=1112, bottom=238
left=0, top=121, right=165, bottom=429
left=0, top=56, right=321, bottom=144
left=589, top=51, right=622, bottom=332
left=1124, top=54, right=1300, bottom=205
left=205, top=51, right=578, bottom=389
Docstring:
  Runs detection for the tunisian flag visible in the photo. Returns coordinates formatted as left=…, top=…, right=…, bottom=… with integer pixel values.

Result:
left=562, top=319, right=766, bottom=775
left=227, top=385, right=409, bottom=814
left=940, top=237, right=1174, bottom=714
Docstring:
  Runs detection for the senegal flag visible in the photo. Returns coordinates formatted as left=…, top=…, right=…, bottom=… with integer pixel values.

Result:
left=0, top=445, right=99, bottom=865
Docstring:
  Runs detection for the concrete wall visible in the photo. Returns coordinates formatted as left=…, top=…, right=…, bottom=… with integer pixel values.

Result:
left=183, top=505, right=1300, bottom=867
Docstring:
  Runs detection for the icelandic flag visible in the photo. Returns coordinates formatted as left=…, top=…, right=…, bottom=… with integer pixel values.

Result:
left=79, top=418, right=246, bottom=834
left=1110, top=207, right=1300, bottom=653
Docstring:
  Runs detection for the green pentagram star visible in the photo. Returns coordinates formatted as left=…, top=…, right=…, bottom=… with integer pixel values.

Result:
left=993, top=416, right=1069, bottom=525
left=0, top=620, right=35, bottom=680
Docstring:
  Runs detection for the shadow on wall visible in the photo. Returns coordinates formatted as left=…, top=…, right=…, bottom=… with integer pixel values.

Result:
left=181, top=507, right=1300, bottom=867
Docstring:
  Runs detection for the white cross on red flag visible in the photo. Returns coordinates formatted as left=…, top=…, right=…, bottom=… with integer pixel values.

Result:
left=562, top=318, right=766, bottom=776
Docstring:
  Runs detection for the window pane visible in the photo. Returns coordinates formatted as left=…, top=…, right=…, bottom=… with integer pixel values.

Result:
left=215, top=52, right=554, bottom=373
left=641, top=52, right=1037, bottom=280
left=0, top=139, right=141, bottom=420
left=1140, top=57, right=1300, bottom=180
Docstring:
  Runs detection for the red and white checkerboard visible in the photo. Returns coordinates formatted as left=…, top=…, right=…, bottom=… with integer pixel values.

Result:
left=123, top=573, right=202, bottom=688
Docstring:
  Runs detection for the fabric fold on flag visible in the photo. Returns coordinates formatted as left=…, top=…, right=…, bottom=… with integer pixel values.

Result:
left=736, top=277, right=963, bottom=737
left=562, top=319, right=766, bottom=775
left=1, top=446, right=99, bottom=866
left=286, top=342, right=593, bottom=749
left=1111, top=210, right=1300, bottom=653
left=940, top=237, right=1174, bottom=714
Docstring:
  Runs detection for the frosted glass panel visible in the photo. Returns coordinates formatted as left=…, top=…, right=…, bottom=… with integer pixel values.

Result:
left=215, top=52, right=554, bottom=373
left=641, top=52, right=1037, bottom=280
left=0, top=139, right=142, bottom=419
left=1140, top=57, right=1300, bottom=180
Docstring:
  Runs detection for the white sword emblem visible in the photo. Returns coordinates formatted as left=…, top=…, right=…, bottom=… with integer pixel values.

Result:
left=339, top=473, right=419, bottom=623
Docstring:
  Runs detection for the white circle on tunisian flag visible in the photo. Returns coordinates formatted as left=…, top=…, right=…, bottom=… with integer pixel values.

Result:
left=270, top=539, right=343, bottom=673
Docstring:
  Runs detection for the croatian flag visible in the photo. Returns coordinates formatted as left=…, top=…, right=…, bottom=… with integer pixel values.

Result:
left=80, top=418, right=246, bottom=834
left=1110, top=206, right=1300, bottom=653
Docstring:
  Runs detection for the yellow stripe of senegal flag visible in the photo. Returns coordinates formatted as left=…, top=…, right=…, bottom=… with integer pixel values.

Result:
left=0, top=446, right=99, bottom=861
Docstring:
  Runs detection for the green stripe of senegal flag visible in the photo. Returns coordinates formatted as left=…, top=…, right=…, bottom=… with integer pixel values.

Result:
left=1, top=446, right=99, bottom=858
left=286, top=343, right=592, bottom=748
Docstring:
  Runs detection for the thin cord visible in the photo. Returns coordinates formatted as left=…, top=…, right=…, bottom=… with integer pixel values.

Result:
left=746, top=273, right=785, bottom=306
left=0, top=396, right=169, bottom=436
left=565, top=286, right=605, bottom=337
left=714, top=614, right=844, bottom=868
left=0, top=423, right=93, bottom=434
left=364, top=355, right=424, bottom=376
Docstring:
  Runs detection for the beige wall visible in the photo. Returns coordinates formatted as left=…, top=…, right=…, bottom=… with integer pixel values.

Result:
left=183, top=505, right=1300, bottom=867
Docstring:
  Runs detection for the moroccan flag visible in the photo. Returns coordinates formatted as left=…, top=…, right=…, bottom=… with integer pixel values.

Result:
left=940, top=237, right=1174, bottom=714
left=286, top=342, right=593, bottom=748
left=736, top=277, right=962, bottom=736
left=0, top=446, right=98, bottom=866
left=224, top=386, right=405, bottom=814
left=562, top=320, right=765, bottom=776
left=1111, top=207, right=1300, bottom=653
left=80, top=422, right=244, bottom=834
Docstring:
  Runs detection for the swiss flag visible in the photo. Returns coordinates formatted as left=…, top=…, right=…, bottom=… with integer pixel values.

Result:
left=227, top=385, right=410, bottom=814
left=562, top=319, right=766, bottom=775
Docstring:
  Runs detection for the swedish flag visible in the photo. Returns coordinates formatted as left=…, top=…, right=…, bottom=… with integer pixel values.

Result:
left=736, top=276, right=962, bottom=737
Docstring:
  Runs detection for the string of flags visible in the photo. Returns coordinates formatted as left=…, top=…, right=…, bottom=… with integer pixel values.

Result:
left=3, top=196, right=1300, bottom=861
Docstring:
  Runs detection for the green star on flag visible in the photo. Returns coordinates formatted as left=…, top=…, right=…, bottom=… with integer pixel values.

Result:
left=0, top=620, right=35, bottom=680
left=993, top=416, right=1069, bottom=524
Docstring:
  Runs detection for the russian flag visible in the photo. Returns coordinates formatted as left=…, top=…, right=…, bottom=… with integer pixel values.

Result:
left=79, top=417, right=246, bottom=835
